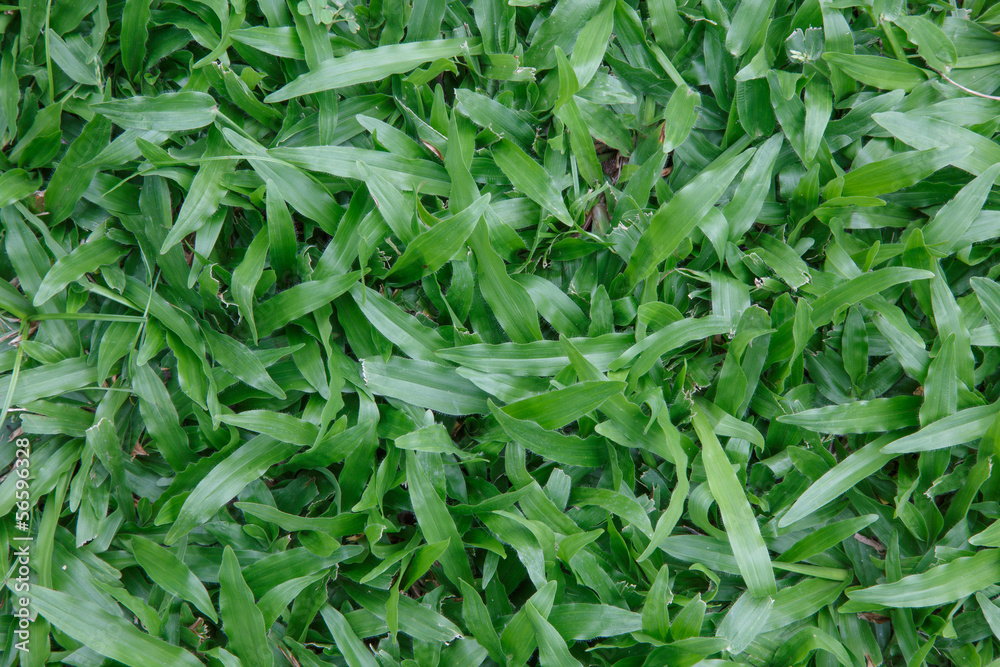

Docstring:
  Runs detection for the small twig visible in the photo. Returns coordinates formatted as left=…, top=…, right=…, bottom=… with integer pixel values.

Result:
left=854, top=533, right=886, bottom=554
left=939, top=70, right=1000, bottom=101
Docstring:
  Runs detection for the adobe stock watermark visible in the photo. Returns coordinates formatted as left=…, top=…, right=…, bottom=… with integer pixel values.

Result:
left=12, top=436, right=32, bottom=653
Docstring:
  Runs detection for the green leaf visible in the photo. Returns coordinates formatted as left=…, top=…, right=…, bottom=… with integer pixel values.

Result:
left=501, top=381, right=626, bottom=429
left=894, top=15, right=957, bottom=71
left=230, top=229, right=268, bottom=345
left=776, top=514, right=878, bottom=563
left=163, top=436, right=300, bottom=544
left=91, top=92, right=218, bottom=131
left=131, top=361, right=193, bottom=471
left=693, top=412, right=776, bottom=597
left=823, top=53, right=927, bottom=91
left=265, top=179, right=298, bottom=283
left=319, top=606, right=380, bottom=667
left=493, top=139, right=574, bottom=225
left=439, top=334, right=631, bottom=376
left=266, top=38, right=483, bottom=101
left=387, top=194, right=491, bottom=285
left=235, top=502, right=365, bottom=536
left=844, top=549, right=1000, bottom=611
left=349, top=283, right=449, bottom=361
left=922, top=163, right=1000, bottom=252
left=641, top=565, right=673, bottom=642
left=406, top=449, right=474, bottom=587
left=919, top=333, right=957, bottom=426
left=840, top=147, right=970, bottom=198
left=160, top=128, right=235, bottom=252
left=883, top=403, right=999, bottom=454
left=255, top=271, right=362, bottom=336
left=468, top=220, right=543, bottom=343
left=490, top=400, right=608, bottom=467
left=874, top=111, right=1000, bottom=177
left=270, top=145, right=452, bottom=196
left=34, top=235, right=124, bottom=306
left=780, top=434, right=897, bottom=527
left=727, top=0, right=775, bottom=57
left=777, top=396, right=922, bottom=434
left=0, top=169, right=42, bottom=207
left=526, top=602, right=583, bottom=667
left=86, top=418, right=136, bottom=524
left=362, top=356, right=490, bottom=415
left=121, top=0, right=152, bottom=80
left=130, top=536, right=218, bottom=623
left=220, top=546, right=273, bottom=667
left=45, top=114, right=112, bottom=223
left=809, top=268, right=935, bottom=327
left=219, top=410, right=319, bottom=446
left=661, top=86, right=700, bottom=154
left=625, top=139, right=755, bottom=286
left=23, top=585, right=202, bottom=667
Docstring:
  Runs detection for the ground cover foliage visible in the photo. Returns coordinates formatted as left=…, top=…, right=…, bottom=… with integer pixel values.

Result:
left=5, top=0, right=1000, bottom=665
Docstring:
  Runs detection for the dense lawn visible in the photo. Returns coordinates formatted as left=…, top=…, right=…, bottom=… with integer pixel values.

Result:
left=2, top=0, right=1000, bottom=665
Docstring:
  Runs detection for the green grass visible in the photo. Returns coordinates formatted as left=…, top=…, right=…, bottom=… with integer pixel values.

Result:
left=2, top=0, right=1000, bottom=665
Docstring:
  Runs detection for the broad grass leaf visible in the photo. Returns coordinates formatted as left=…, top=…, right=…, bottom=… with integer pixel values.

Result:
left=780, top=434, right=897, bottom=527
left=86, top=418, right=136, bottom=524
left=823, top=53, right=927, bottom=91
left=777, top=396, right=922, bottom=434
left=271, top=145, right=452, bottom=196
left=843, top=549, right=1000, bottom=610
left=220, top=410, right=319, bottom=446
left=255, top=271, right=362, bottom=336
left=121, top=0, right=152, bottom=80
left=493, top=139, right=574, bottom=225
left=776, top=515, right=878, bottom=563
left=501, top=381, right=625, bottom=429
left=874, top=111, right=1000, bottom=177
left=662, top=86, right=700, bottom=154
left=693, top=412, right=776, bottom=597
left=625, top=139, right=755, bottom=287
left=490, top=400, right=608, bottom=467
left=266, top=38, right=483, bottom=101
left=468, top=220, right=543, bottom=343
left=45, top=114, right=112, bottom=223
left=203, top=328, right=285, bottom=399
left=406, top=450, right=474, bottom=588
left=641, top=565, right=672, bottom=642
left=24, top=586, right=202, bottom=667
left=265, top=180, right=297, bottom=283
left=715, top=591, right=773, bottom=654
left=164, top=436, right=300, bottom=544
left=809, top=268, right=934, bottom=327
left=220, top=546, right=272, bottom=667
left=919, top=333, right=958, bottom=426
left=362, top=357, right=490, bottom=415
left=772, top=626, right=853, bottom=667
left=883, top=403, right=999, bottom=454
left=91, top=92, right=218, bottom=131
left=841, top=147, right=971, bottom=198
left=130, top=536, right=218, bottom=623
left=727, top=0, right=775, bottom=56
left=160, top=128, right=234, bottom=253
left=894, top=15, right=957, bottom=71
left=349, top=283, right=448, bottom=362
left=526, top=602, right=583, bottom=667
left=131, top=361, right=193, bottom=472
left=439, top=334, right=631, bottom=376
left=0, top=169, right=42, bottom=207
left=34, top=235, right=124, bottom=306
left=923, top=163, right=1000, bottom=251
left=386, top=194, right=491, bottom=285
